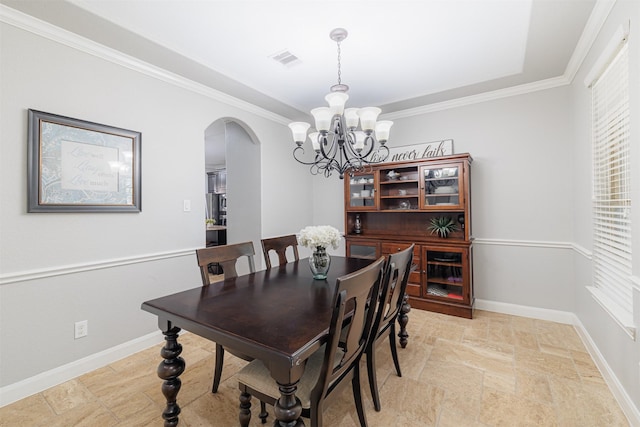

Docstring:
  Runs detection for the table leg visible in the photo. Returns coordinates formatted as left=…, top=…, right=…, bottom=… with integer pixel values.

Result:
left=157, top=325, right=185, bottom=427
left=239, top=392, right=251, bottom=427
left=398, top=292, right=411, bottom=348
left=273, top=382, right=305, bottom=427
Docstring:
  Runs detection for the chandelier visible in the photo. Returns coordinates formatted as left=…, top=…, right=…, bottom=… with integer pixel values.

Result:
left=288, top=28, right=392, bottom=179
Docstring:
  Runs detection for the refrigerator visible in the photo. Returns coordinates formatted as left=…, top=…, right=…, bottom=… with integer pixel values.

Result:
left=206, top=170, right=227, bottom=225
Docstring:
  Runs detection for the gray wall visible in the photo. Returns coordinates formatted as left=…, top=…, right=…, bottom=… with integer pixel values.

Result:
left=0, top=15, right=311, bottom=397
left=387, top=88, right=576, bottom=311
left=569, top=0, right=640, bottom=413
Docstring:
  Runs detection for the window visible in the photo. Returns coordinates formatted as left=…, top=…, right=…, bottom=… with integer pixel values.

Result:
left=589, top=38, right=632, bottom=333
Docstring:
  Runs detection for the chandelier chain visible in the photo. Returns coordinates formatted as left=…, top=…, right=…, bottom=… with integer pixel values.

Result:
left=336, top=41, right=342, bottom=86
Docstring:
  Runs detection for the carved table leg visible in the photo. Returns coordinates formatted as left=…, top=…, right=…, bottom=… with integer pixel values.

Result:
left=239, top=391, right=252, bottom=427
left=273, top=382, right=305, bottom=427
left=397, top=292, right=411, bottom=348
left=157, top=325, right=185, bottom=427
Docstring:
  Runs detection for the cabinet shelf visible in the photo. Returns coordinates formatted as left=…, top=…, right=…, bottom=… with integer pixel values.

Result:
left=428, top=278, right=463, bottom=287
left=424, top=176, right=459, bottom=182
left=380, top=179, right=418, bottom=185
left=428, top=261, right=463, bottom=267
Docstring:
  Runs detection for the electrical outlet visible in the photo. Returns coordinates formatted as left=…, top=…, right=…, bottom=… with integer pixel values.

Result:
left=74, top=320, right=88, bottom=339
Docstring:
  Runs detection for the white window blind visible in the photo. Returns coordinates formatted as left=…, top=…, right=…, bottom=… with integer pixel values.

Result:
left=591, top=41, right=631, bottom=319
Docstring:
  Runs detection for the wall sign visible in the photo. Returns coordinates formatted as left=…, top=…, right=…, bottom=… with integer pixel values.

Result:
left=371, top=139, right=453, bottom=163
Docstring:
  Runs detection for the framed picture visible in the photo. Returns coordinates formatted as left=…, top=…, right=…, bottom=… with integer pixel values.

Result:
left=27, top=109, right=141, bottom=212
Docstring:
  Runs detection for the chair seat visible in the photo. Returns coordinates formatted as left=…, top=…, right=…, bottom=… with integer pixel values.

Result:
left=237, top=345, right=344, bottom=409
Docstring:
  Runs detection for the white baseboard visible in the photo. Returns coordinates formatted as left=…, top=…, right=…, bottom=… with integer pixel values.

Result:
left=573, top=317, right=640, bottom=427
left=0, top=330, right=165, bottom=408
left=476, top=298, right=640, bottom=426
left=475, top=298, right=576, bottom=324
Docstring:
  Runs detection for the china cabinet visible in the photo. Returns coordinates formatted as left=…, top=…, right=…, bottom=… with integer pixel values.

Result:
left=344, top=153, right=473, bottom=318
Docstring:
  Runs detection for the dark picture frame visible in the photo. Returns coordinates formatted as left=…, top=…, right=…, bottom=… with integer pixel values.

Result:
left=27, top=109, right=141, bottom=212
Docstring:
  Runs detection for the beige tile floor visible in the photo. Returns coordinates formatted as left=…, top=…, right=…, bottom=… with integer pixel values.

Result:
left=0, top=309, right=630, bottom=427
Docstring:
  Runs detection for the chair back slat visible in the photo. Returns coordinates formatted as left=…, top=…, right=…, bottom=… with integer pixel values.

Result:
left=312, top=256, right=385, bottom=402
left=196, top=242, right=256, bottom=285
left=372, top=244, right=414, bottom=338
left=261, top=234, right=300, bottom=269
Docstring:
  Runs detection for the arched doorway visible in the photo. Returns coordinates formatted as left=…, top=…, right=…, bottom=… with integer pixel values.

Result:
left=205, top=118, right=262, bottom=273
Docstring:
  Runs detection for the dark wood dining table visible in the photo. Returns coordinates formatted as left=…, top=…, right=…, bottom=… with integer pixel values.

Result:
left=141, top=255, right=410, bottom=427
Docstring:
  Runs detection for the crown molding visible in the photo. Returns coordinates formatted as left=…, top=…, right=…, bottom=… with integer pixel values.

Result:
left=381, top=75, right=570, bottom=120
left=565, top=0, right=618, bottom=83
left=0, top=4, right=291, bottom=126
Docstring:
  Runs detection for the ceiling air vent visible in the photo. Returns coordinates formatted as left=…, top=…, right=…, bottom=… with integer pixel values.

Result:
left=269, top=50, right=301, bottom=67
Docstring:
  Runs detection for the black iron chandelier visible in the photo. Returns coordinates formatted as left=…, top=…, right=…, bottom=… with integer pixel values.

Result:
left=288, top=28, right=392, bottom=179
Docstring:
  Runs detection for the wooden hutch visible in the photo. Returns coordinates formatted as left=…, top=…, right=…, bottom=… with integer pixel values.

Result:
left=344, top=153, right=473, bottom=318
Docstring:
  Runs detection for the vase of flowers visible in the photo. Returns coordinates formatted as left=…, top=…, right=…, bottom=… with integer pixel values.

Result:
left=298, top=225, right=342, bottom=280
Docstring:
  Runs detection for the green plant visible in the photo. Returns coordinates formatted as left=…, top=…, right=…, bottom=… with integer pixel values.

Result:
left=205, top=218, right=216, bottom=225
left=428, top=216, right=458, bottom=238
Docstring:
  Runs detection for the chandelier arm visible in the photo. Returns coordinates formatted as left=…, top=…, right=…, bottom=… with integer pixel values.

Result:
left=318, top=132, right=339, bottom=163
left=292, top=146, right=329, bottom=167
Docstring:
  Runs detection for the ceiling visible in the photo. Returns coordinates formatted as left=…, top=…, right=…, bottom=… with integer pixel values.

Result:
left=3, top=0, right=598, bottom=121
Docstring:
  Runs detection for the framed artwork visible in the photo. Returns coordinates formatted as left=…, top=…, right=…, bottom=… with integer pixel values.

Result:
left=27, top=109, right=141, bottom=212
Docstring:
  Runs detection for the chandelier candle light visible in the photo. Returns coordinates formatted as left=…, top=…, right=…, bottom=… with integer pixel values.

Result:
left=298, top=225, right=342, bottom=279
left=288, top=28, right=392, bottom=179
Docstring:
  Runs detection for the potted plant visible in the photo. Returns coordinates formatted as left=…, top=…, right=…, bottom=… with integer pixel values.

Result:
left=428, top=216, right=458, bottom=238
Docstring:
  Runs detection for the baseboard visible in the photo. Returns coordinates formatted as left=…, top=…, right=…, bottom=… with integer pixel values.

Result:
left=476, top=298, right=640, bottom=426
left=573, top=317, right=640, bottom=427
left=0, top=330, right=165, bottom=408
left=475, top=298, right=576, bottom=324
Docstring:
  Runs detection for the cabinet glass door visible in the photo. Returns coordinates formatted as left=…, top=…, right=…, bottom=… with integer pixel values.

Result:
left=347, top=173, right=376, bottom=209
left=423, top=246, right=468, bottom=302
left=378, top=166, right=419, bottom=211
left=422, top=164, right=462, bottom=208
left=347, top=240, right=379, bottom=259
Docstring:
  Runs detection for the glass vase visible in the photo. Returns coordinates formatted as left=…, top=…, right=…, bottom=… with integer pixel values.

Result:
left=309, top=246, right=331, bottom=280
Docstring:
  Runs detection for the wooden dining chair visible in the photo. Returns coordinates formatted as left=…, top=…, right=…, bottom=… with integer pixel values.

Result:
left=237, top=256, right=386, bottom=427
left=260, top=234, right=300, bottom=269
left=366, top=244, right=414, bottom=412
left=196, top=241, right=256, bottom=285
left=195, top=241, right=266, bottom=422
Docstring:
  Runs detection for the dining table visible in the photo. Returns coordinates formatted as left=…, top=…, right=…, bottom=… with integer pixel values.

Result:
left=141, top=255, right=410, bottom=427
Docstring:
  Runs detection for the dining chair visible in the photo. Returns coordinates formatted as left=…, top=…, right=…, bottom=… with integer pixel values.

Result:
left=366, top=244, right=414, bottom=412
left=195, top=241, right=266, bottom=422
left=237, top=256, right=386, bottom=427
left=196, top=241, right=256, bottom=285
left=260, top=234, right=300, bottom=269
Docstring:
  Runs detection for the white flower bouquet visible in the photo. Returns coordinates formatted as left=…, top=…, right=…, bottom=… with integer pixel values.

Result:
left=298, top=225, right=342, bottom=250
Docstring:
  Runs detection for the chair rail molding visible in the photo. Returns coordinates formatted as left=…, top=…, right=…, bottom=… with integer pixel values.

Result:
left=0, top=249, right=198, bottom=285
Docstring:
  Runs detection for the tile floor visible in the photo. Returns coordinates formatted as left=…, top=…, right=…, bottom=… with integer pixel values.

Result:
left=0, top=309, right=630, bottom=426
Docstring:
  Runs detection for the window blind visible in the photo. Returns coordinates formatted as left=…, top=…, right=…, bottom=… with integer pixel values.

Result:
left=591, top=42, right=631, bottom=318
